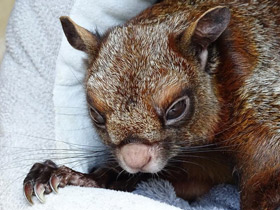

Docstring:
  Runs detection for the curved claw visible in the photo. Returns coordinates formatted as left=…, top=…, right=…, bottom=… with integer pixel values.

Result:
left=34, top=183, right=46, bottom=203
left=23, top=181, right=34, bottom=205
left=50, top=175, right=60, bottom=194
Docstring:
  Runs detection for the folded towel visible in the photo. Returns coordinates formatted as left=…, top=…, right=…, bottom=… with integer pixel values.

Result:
left=0, top=0, right=240, bottom=209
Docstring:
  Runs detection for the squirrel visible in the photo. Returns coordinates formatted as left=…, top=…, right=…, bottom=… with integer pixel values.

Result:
left=23, top=0, right=280, bottom=209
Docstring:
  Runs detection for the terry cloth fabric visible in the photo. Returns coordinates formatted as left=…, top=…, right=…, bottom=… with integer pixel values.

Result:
left=0, top=0, right=240, bottom=209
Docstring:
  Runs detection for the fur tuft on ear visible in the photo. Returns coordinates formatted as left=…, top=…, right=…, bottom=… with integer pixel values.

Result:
left=60, top=16, right=100, bottom=56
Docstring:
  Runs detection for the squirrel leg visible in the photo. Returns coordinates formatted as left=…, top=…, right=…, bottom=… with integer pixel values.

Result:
left=89, top=165, right=151, bottom=191
left=23, top=160, right=100, bottom=205
left=23, top=160, right=150, bottom=205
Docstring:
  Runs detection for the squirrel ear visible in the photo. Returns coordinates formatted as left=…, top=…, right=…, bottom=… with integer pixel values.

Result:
left=190, top=6, right=230, bottom=49
left=60, top=16, right=99, bottom=56
left=179, top=6, right=230, bottom=70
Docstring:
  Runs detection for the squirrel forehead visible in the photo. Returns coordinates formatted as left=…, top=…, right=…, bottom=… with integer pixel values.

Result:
left=86, top=20, right=197, bottom=111
left=90, top=15, right=190, bottom=76
left=87, top=63, right=192, bottom=113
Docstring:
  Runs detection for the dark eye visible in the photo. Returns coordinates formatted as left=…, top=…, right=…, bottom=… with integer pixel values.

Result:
left=89, top=106, right=106, bottom=128
left=165, top=96, right=190, bottom=125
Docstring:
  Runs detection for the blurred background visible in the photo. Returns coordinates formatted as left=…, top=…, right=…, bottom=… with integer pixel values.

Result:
left=0, top=0, right=15, bottom=63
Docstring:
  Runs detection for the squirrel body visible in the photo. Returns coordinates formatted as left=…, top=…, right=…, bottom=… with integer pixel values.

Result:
left=85, top=2, right=280, bottom=207
left=24, top=0, right=280, bottom=209
left=91, top=1, right=280, bottom=207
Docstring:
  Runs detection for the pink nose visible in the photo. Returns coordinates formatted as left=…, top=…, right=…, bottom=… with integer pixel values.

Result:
left=120, top=143, right=151, bottom=170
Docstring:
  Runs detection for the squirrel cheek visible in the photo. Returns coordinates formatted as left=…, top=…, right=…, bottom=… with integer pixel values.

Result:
left=117, top=143, right=166, bottom=174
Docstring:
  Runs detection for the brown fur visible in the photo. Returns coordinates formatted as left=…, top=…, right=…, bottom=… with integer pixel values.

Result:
left=60, top=0, right=280, bottom=209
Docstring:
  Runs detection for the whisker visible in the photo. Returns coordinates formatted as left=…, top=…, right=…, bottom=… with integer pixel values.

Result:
left=158, top=168, right=175, bottom=178
left=54, top=105, right=87, bottom=109
left=116, top=169, right=126, bottom=181
left=56, top=113, right=88, bottom=116
left=173, top=154, right=230, bottom=168
left=3, top=132, right=105, bottom=150
left=168, top=158, right=207, bottom=172
left=0, top=173, right=30, bottom=198
left=166, top=164, right=189, bottom=176
left=181, top=114, right=255, bottom=149
left=68, top=154, right=116, bottom=168
left=59, top=126, right=94, bottom=131
left=0, top=145, right=105, bottom=153
left=125, top=173, right=139, bottom=188
left=178, top=125, right=257, bottom=152
left=1, top=155, right=106, bottom=171
left=0, top=164, right=37, bottom=171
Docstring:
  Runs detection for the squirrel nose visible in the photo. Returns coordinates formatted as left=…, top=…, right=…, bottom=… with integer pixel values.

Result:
left=120, top=143, right=151, bottom=170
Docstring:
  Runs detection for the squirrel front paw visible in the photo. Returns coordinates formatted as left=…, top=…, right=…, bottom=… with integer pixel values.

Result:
left=23, top=160, right=99, bottom=205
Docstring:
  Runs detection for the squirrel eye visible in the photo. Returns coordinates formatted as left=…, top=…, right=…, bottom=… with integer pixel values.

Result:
left=165, top=96, right=190, bottom=125
left=89, top=106, right=106, bottom=128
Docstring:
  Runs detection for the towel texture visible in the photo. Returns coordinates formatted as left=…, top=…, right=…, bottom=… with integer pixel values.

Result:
left=0, top=1, right=74, bottom=209
left=0, top=0, right=240, bottom=209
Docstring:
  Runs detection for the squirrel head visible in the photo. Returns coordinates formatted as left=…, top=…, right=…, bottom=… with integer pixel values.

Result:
left=60, top=6, right=230, bottom=173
